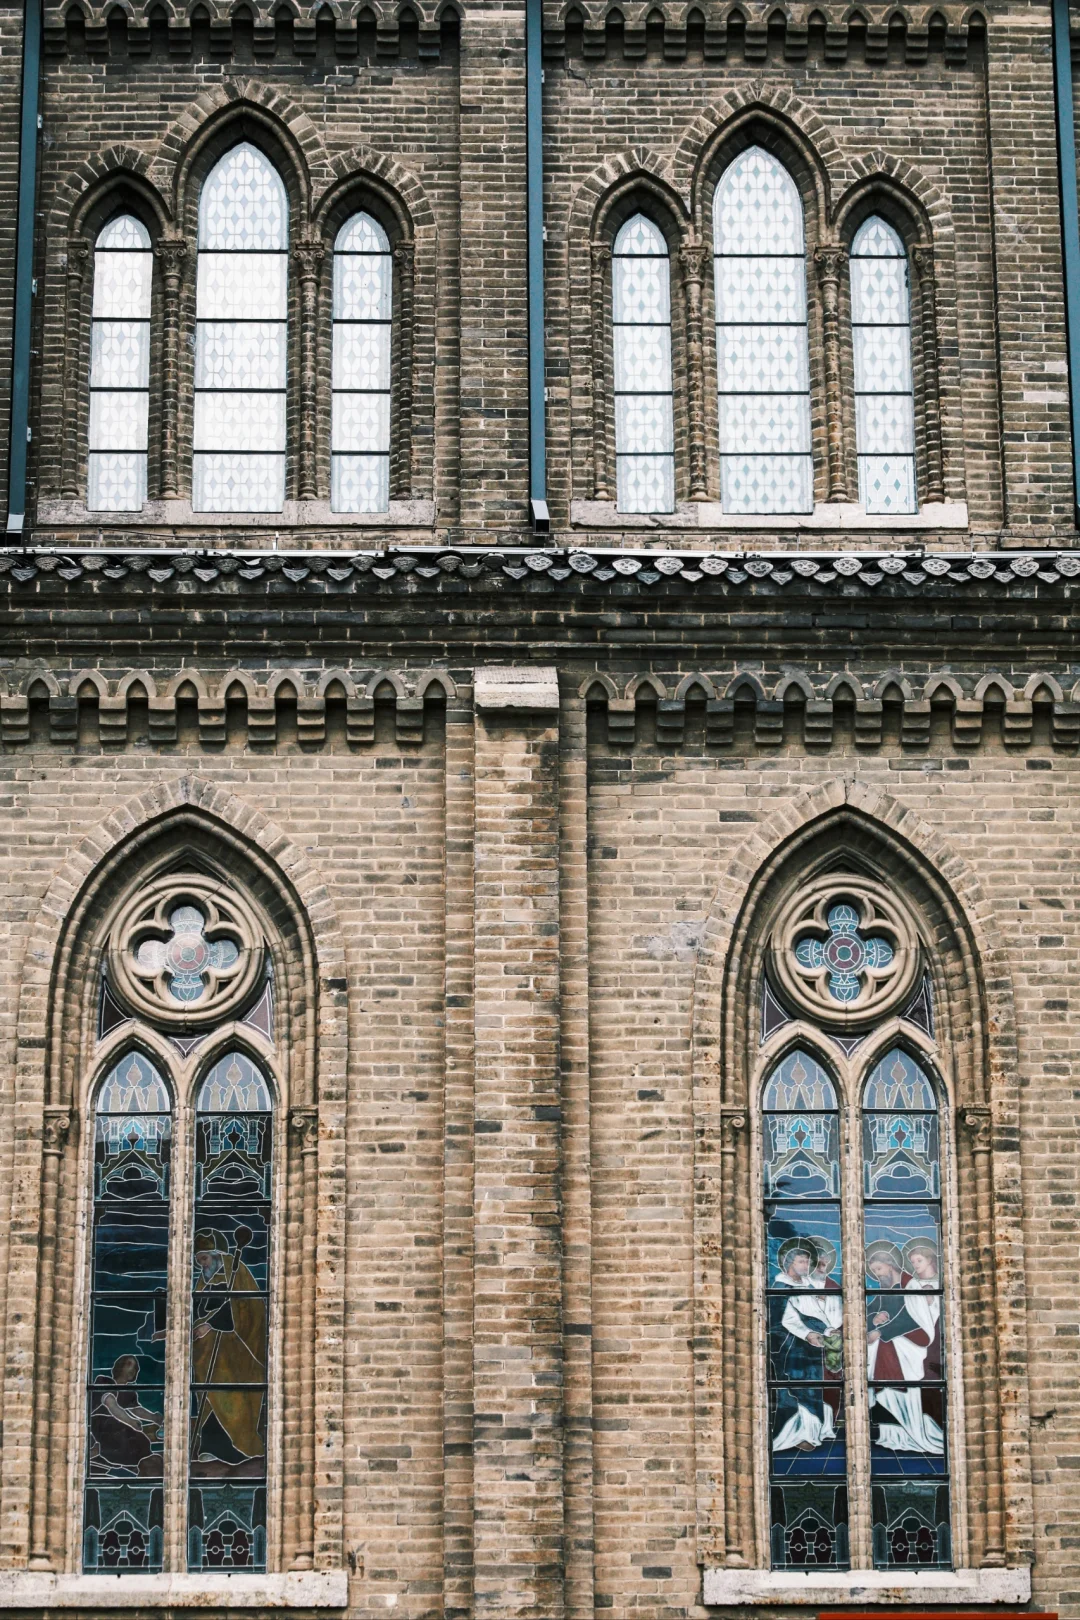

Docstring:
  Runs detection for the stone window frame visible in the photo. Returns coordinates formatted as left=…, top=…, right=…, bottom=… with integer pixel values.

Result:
left=693, top=804, right=1032, bottom=1605
left=14, top=824, right=330, bottom=1584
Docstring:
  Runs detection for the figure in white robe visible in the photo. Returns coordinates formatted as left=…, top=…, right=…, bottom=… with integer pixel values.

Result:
left=771, top=1241, right=844, bottom=1454
left=866, top=1243, right=943, bottom=1456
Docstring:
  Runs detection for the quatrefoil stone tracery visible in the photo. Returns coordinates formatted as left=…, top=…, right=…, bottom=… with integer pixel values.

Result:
left=768, top=876, right=922, bottom=1031
left=107, top=875, right=265, bottom=1031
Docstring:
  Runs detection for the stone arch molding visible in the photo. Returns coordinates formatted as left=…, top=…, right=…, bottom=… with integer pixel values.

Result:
left=0, top=774, right=347, bottom=1576
left=688, top=779, right=1032, bottom=1577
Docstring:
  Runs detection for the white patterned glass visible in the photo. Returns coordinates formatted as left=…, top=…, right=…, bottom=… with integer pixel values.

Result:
left=88, top=215, right=151, bottom=512
left=332, top=212, right=391, bottom=514
left=612, top=214, right=674, bottom=514
left=714, top=148, right=812, bottom=513
left=851, top=215, right=916, bottom=514
left=194, top=144, right=287, bottom=512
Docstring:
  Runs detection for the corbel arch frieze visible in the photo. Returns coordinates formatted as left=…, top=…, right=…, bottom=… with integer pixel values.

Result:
left=689, top=782, right=1031, bottom=1578
left=0, top=779, right=347, bottom=1577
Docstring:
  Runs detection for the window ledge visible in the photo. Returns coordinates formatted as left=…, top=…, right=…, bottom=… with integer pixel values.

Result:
left=36, top=500, right=436, bottom=530
left=570, top=499, right=969, bottom=532
left=0, top=1572, right=348, bottom=1608
left=702, top=1566, right=1031, bottom=1607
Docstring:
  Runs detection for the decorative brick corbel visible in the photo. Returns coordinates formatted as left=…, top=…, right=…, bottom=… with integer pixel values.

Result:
left=292, top=237, right=326, bottom=501
left=155, top=238, right=189, bottom=499
left=60, top=242, right=91, bottom=498
left=677, top=236, right=710, bottom=499
left=606, top=694, right=635, bottom=746
left=911, top=244, right=945, bottom=503
left=814, top=243, right=850, bottom=501
left=393, top=240, right=416, bottom=497
left=589, top=242, right=612, bottom=501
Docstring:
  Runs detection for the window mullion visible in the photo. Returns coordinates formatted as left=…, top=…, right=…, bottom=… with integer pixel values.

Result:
left=164, top=1084, right=193, bottom=1572
left=844, top=1075, right=874, bottom=1567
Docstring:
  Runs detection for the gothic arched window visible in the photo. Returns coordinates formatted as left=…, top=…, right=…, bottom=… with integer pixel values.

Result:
left=88, top=216, right=152, bottom=513
left=332, top=212, right=392, bottom=514
left=850, top=216, right=916, bottom=515
left=612, top=214, right=675, bottom=514
left=714, top=147, right=812, bottom=515
left=194, top=143, right=288, bottom=513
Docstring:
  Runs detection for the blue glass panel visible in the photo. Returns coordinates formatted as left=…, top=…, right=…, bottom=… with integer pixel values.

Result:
left=863, top=1048, right=936, bottom=1110
left=863, top=1112, right=940, bottom=1199
left=770, top=1386, right=846, bottom=1475
left=864, top=1205, right=941, bottom=1285
left=764, top=1112, right=840, bottom=1199
left=762, top=1049, right=837, bottom=1111
left=767, top=1202, right=842, bottom=1286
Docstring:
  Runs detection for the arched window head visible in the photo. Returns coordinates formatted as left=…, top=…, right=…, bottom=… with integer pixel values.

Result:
left=611, top=213, right=674, bottom=514
left=862, top=1049, right=948, bottom=1566
left=194, top=144, right=288, bottom=514
left=189, top=1051, right=273, bottom=1570
left=84, top=1052, right=171, bottom=1572
left=714, top=147, right=812, bottom=515
left=850, top=216, right=916, bottom=515
left=332, top=211, right=392, bottom=514
left=763, top=1049, right=848, bottom=1570
left=88, top=215, right=151, bottom=513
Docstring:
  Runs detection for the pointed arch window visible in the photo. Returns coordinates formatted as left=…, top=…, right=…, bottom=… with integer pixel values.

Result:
left=194, top=143, right=288, bottom=513
left=850, top=216, right=917, bottom=515
left=332, top=212, right=392, bottom=514
left=612, top=214, right=675, bottom=514
left=88, top=216, right=152, bottom=513
left=714, top=146, right=812, bottom=514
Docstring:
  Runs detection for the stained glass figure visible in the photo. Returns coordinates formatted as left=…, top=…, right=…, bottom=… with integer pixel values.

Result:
left=332, top=212, right=392, bottom=513
left=863, top=1050, right=950, bottom=1564
left=612, top=214, right=675, bottom=514
left=763, top=1050, right=848, bottom=1568
left=194, top=145, right=287, bottom=513
left=188, top=1051, right=272, bottom=1570
left=84, top=1052, right=170, bottom=1573
left=88, top=215, right=151, bottom=513
left=851, top=217, right=917, bottom=515
left=714, top=147, right=812, bottom=514
left=794, top=902, right=894, bottom=1005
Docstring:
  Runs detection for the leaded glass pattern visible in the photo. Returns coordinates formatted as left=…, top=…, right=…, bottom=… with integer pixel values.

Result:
left=763, top=1050, right=848, bottom=1570
left=194, top=145, right=287, bottom=513
left=714, top=148, right=812, bottom=514
left=851, top=217, right=917, bottom=515
left=188, top=1052, right=272, bottom=1570
left=332, top=212, right=391, bottom=514
left=88, top=216, right=151, bottom=513
left=84, top=1052, right=170, bottom=1572
left=612, top=215, right=674, bottom=514
left=863, top=1049, right=950, bottom=1566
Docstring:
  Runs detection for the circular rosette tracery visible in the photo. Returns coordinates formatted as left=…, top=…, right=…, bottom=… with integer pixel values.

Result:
left=107, top=875, right=265, bottom=1030
left=768, top=875, right=921, bottom=1031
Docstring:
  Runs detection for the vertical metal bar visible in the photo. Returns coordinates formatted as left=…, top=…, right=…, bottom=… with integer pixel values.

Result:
left=525, top=0, right=549, bottom=534
left=1052, top=0, right=1080, bottom=527
left=6, top=0, right=41, bottom=537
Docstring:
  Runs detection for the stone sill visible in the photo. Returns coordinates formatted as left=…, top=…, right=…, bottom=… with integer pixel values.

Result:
left=35, top=500, right=436, bottom=531
left=0, top=1572, right=348, bottom=1608
left=702, top=1566, right=1031, bottom=1607
left=571, top=500, right=969, bottom=532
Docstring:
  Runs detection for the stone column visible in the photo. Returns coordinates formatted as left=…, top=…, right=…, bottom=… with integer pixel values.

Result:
left=293, top=240, right=325, bottom=502
left=911, top=244, right=945, bottom=503
left=472, top=665, right=564, bottom=1620
left=288, top=1105, right=319, bottom=1568
left=28, top=1107, right=71, bottom=1569
left=155, top=238, right=188, bottom=500
left=393, top=241, right=415, bottom=498
left=814, top=244, right=850, bottom=502
left=60, top=242, right=90, bottom=499
left=589, top=243, right=611, bottom=501
left=678, top=238, right=709, bottom=500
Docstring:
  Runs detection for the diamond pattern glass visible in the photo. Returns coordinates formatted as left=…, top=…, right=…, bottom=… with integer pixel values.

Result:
left=332, top=212, right=392, bottom=514
left=611, top=215, right=674, bottom=514
left=88, top=217, right=151, bottom=512
left=851, top=215, right=916, bottom=514
left=194, top=147, right=288, bottom=513
left=714, top=149, right=812, bottom=513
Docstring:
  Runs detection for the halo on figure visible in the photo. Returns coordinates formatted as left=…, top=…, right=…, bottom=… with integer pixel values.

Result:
left=810, top=1236, right=838, bottom=1278
left=902, top=1237, right=940, bottom=1277
left=778, top=1237, right=817, bottom=1272
left=865, top=1238, right=904, bottom=1277
left=193, top=1227, right=229, bottom=1258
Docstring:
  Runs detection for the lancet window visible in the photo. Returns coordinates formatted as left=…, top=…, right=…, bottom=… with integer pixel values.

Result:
left=850, top=216, right=917, bottom=514
left=87, top=216, right=152, bottom=513
left=332, top=212, right=393, bottom=514
left=611, top=214, right=675, bottom=514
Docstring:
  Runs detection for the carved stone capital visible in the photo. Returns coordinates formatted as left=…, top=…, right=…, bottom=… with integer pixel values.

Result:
left=960, top=1104, right=992, bottom=1149
left=590, top=241, right=611, bottom=273
left=393, top=239, right=415, bottom=270
left=720, top=1105, right=747, bottom=1147
left=65, top=241, right=90, bottom=282
left=289, top=1106, right=319, bottom=1153
left=814, top=243, right=848, bottom=287
left=292, top=241, right=326, bottom=285
left=676, top=236, right=709, bottom=287
left=910, top=243, right=935, bottom=285
left=42, top=1107, right=72, bottom=1157
left=154, top=237, right=189, bottom=280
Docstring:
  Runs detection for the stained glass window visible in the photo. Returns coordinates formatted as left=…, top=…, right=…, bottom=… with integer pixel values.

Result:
left=851, top=217, right=917, bottom=515
left=88, top=216, right=151, bottom=513
left=763, top=1050, right=848, bottom=1569
left=612, top=214, right=674, bottom=514
left=332, top=212, right=392, bottom=514
left=714, top=147, right=812, bottom=514
left=194, top=144, right=287, bottom=513
left=863, top=1049, right=949, bottom=1567
left=188, top=1051, right=272, bottom=1570
left=84, top=1052, right=171, bottom=1572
